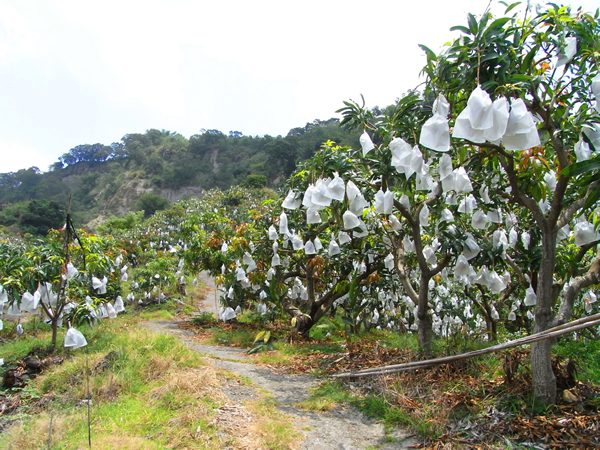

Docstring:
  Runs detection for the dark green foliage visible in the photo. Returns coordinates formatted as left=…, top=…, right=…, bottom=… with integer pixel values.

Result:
left=0, top=200, right=64, bottom=235
left=0, top=120, right=360, bottom=230
left=240, top=174, right=268, bottom=189
left=137, top=193, right=170, bottom=218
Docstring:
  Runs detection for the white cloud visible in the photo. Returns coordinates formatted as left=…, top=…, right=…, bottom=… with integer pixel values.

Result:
left=1, top=142, right=55, bottom=173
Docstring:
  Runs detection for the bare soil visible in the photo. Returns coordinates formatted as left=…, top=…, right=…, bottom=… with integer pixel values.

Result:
left=142, top=271, right=420, bottom=450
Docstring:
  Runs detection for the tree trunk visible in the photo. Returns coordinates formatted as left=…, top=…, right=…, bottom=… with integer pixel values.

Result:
left=51, top=317, right=59, bottom=348
left=416, top=277, right=432, bottom=354
left=531, top=231, right=558, bottom=406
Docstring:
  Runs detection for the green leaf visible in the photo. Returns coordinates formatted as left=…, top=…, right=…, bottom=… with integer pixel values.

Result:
left=583, top=188, right=600, bottom=211
left=560, top=160, right=600, bottom=178
left=253, top=330, right=266, bottom=344
left=485, top=17, right=511, bottom=35
left=467, top=13, right=478, bottom=35
left=449, top=25, right=472, bottom=35
left=418, top=44, right=438, bottom=62
left=508, top=74, right=535, bottom=82
left=522, top=46, right=539, bottom=72
left=341, top=315, right=354, bottom=327
left=504, top=1, right=521, bottom=14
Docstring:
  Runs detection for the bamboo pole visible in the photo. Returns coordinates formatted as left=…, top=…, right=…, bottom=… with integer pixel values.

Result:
left=333, top=313, right=600, bottom=379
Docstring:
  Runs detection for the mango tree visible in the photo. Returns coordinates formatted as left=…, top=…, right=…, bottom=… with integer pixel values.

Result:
left=414, top=3, right=600, bottom=405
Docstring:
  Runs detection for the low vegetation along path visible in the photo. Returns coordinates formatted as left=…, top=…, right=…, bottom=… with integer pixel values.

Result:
left=143, top=272, right=419, bottom=450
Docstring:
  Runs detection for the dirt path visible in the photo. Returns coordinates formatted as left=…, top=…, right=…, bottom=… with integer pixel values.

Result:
left=143, top=272, right=419, bottom=449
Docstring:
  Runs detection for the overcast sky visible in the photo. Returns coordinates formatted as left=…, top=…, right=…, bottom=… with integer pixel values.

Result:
left=1, top=0, right=598, bottom=173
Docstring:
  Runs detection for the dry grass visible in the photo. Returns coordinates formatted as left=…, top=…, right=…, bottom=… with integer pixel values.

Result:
left=149, top=366, right=227, bottom=408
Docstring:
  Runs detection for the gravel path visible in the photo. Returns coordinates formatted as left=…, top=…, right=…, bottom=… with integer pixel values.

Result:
left=142, top=272, right=420, bottom=449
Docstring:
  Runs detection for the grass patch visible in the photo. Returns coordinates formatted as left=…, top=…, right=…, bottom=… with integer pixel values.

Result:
left=0, top=317, right=222, bottom=449
left=0, top=304, right=310, bottom=450
left=297, top=379, right=352, bottom=411
left=245, top=398, right=304, bottom=449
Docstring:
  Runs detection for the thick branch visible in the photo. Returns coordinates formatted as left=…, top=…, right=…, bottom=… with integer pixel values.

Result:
left=555, top=247, right=600, bottom=325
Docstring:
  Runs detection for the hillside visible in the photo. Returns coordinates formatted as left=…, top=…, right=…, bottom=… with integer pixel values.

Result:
left=0, top=119, right=360, bottom=233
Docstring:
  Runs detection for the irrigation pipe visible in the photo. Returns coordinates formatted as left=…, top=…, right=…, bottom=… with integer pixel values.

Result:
left=333, top=313, right=600, bottom=379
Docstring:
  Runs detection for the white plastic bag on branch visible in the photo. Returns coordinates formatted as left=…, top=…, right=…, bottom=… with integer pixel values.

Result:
left=279, top=212, right=289, bottom=235
left=524, top=286, right=537, bottom=306
left=66, top=262, right=79, bottom=280
left=20, top=292, right=39, bottom=313
left=346, top=180, right=361, bottom=202
left=282, top=190, right=302, bottom=210
left=544, top=170, right=557, bottom=191
left=489, top=271, right=507, bottom=294
left=304, top=240, right=316, bottom=255
left=521, top=231, right=531, bottom=249
left=583, top=291, right=597, bottom=313
left=502, top=98, right=540, bottom=151
left=0, top=287, right=7, bottom=308
left=306, top=208, right=322, bottom=224
left=328, top=239, right=341, bottom=256
left=487, top=209, right=502, bottom=224
left=403, top=235, right=415, bottom=252
left=574, top=139, right=592, bottom=162
left=462, top=234, right=480, bottom=260
left=107, top=303, right=117, bottom=319
left=454, top=254, right=473, bottom=277
left=64, top=328, right=87, bottom=349
left=314, top=237, right=323, bottom=252
left=343, top=210, right=361, bottom=229
left=325, top=173, right=346, bottom=201
left=423, top=245, right=437, bottom=265
left=416, top=167, right=436, bottom=191
left=306, top=179, right=332, bottom=209
left=454, top=168, right=473, bottom=194
left=349, top=193, right=369, bottom=216
left=271, top=253, right=281, bottom=266
left=483, top=97, right=510, bottom=142
left=268, top=225, right=278, bottom=240
left=92, top=276, right=107, bottom=295
left=389, top=214, right=402, bottom=231
left=556, top=36, right=577, bottom=66
left=452, top=87, right=489, bottom=143
left=441, top=170, right=456, bottom=193
left=114, top=296, right=125, bottom=313
left=583, top=123, right=600, bottom=150
left=353, top=223, right=369, bottom=238
left=557, top=224, right=570, bottom=241
left=592, top=73, right=600, bottom=100
left=220, top=307, right=237, bottom=322
left=420, top=94, right=451, bottom=152
left=440, top=208, right=454, bottom=223
left=337, top=231, right=351, bottom=245
left=574, top=217, right=600, bottom=246
left=390, top=137, right=413, bottom=174
left=291, top=234, right=304, bottom=250
left=360, top=131, right=375, bottom=156
left=471, top=209, right=489, bottom=229
left=419, top=204, right=429, bottom=227
left=384, top=253, right=395, bottom=270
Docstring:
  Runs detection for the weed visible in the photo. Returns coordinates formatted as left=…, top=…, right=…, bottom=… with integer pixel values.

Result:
left=190, top=311, right=217, bottom=325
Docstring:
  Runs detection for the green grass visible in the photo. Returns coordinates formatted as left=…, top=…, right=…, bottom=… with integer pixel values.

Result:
left=297, top=380, right=353, bottom=411
left=0, top=305, right=310, bottom=450
left=0, top=316, right=221, bottom=449
left=555, top=337, right=600, bottom=384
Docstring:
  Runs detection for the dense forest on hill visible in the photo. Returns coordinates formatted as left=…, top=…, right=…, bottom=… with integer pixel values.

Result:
left=0, top=118, right=361, bottom=233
